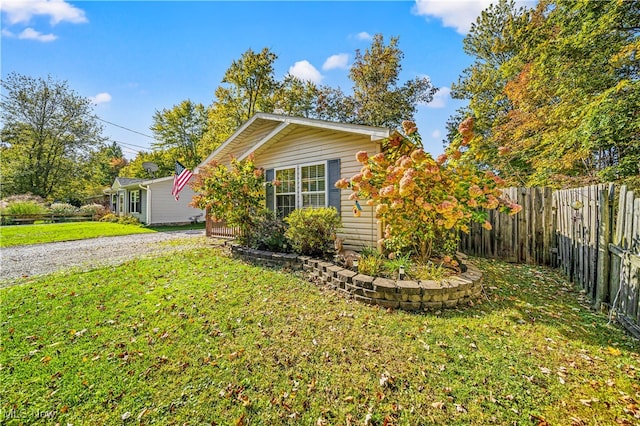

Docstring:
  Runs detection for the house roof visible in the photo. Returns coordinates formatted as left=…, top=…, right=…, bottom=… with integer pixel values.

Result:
left=105, top=175, right=176, bottom=194
left=113, top=177, right=145, bottom=188
left=195, top=113, right=390, bottom=172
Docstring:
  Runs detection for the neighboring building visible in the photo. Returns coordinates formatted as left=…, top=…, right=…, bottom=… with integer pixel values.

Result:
left=196, top=113, right=390, bottom=249
left=105, top=176, right=204, bottom=225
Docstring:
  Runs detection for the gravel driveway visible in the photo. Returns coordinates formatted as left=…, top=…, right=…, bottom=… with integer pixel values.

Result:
left=0, top=230, right=212, bottom=285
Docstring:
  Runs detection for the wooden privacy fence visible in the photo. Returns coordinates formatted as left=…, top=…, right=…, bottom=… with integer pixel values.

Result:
left=460, top=184, right=640, bottom=338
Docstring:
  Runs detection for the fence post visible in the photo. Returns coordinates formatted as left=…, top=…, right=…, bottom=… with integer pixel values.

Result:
left=595, top=184, right=613, bottom=309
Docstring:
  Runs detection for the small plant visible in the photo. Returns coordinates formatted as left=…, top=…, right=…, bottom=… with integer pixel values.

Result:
left=49, top=202, right=78, bottom=216
left=409, top=261, right=448, bottom=281
left=99, top=213, right=118, bottom=223
left=357, top=253, right=385, bottom=276
left=383, top=253, right=412, bottom=279
left=284, top=207, right=341, bottom=257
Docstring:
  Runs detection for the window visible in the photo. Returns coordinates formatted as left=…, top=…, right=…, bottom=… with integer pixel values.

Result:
left=274, top=162, right=327, bottom=217
left=275, top=168, right=296, bottom=218
left=129, top=190, right=141, bottom=214
left=301, top=163, right=326, bottom=208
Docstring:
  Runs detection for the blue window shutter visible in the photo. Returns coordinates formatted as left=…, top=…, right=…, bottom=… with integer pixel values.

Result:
left=265, top=168, right=274, bottom=211
left=327, top=159, right=341, bottom=213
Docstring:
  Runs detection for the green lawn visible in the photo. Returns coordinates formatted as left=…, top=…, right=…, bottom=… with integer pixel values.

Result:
left=0, top=222, right=157, bottom=247
left=1, top=249, right=638, bottom=425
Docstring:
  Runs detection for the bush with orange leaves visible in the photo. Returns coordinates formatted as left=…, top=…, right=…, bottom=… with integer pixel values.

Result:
left=336, top=120, right=521, bottom=261
left=190, top=155, right=265, bottom=243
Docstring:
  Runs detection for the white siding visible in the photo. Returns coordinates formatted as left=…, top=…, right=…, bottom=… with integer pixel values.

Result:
left=147, top=178, right=204, bottom=225
left=215, top=120, right=282, bottom=168
left=256, top=126, right=381, bottom=250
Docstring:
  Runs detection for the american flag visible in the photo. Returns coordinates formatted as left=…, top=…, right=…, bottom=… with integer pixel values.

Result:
left=171, top=161, right=193, bottom=201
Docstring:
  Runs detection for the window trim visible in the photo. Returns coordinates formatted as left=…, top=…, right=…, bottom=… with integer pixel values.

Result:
left=272, top=160, right=328, bottom=214
left=129, top=190, right=141, bottom=214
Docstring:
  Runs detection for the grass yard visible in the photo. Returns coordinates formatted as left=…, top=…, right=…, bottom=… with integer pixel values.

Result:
left=1, top=249, right=638, bottom=425
left=0, top=222, right=157, bottom=247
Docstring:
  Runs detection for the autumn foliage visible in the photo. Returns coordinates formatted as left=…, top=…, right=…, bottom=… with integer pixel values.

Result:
left=190, top=155, right=265, bottom=241
left=337, top=120, right=521, bottom=261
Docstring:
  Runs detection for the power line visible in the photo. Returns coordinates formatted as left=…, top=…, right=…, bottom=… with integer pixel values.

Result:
left=94, top=116, right=155, bottom=140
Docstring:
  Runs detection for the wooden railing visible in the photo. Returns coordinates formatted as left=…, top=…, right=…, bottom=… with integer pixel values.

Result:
left=1, top=213, right=94, bottom=225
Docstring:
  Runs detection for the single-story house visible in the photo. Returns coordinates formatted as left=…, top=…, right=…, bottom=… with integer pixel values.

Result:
left=104, top=176, right=204, bottom=225
left=195, top=113, right=391, bottom=249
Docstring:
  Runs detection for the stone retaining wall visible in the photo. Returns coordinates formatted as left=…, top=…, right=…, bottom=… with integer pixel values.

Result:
left=230, top=244, right=483, bottom=311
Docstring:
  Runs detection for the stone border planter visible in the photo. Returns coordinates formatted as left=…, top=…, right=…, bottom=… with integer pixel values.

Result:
left=229, top=243, right=483, bottom=311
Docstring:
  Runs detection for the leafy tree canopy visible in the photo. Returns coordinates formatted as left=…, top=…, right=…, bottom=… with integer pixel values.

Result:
left=449, top=0, right=639, bottom=188
left=0, top=73, right=106, bottom=199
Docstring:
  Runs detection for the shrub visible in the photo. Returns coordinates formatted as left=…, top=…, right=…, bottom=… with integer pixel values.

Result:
left=337, top=119, right=522, bottom=261
left=117, top=215, right=140, bottom=225
left=99, top=213, right=118, bottom=223
left=284, top=207, right=341, bottom=257
left=1, top=200, right=48, bottom=216
left=49, top=202, right=78, bottom=216
left=243, top=210, right=289, bottom=252
left=79, top=203, right=108, bottom=220
left=191, top=156, right=264, bottom=239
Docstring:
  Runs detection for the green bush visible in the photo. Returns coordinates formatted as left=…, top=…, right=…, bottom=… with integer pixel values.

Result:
left=99, top=213, right=118, bottom=223
left=284, top=207, right=341, bottom=257
left=99, top=213, right=141, bottom=225
left=49, top=202, right=78, bottom=216
left=1, top=200, right=48, bottom=216
left=243, top=210, right=289, bottom=252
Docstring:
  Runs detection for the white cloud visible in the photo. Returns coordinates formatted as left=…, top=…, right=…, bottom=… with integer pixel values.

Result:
left=425, top=86, right=451, bottom=108
left=3, top=27, right=58, bottom=42
left=356, top=31, right=372, bottom=41
left=413, top=0, right=494, bottom=34
left=431, top=129, right=442, bottom=139
left=322, top=53, right=349, bottom=71
left=288, top=60, right=324, bottom=84
left=90, top=92, right=112, bottom=105
left=15, top=27, right=57, bottom=42
left=2, top=0, right=88, bottom=25
left=413, top=0, right=535, bottom=34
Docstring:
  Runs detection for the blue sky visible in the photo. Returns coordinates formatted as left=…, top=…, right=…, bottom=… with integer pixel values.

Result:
left=1, top=1, right=504, bottom=159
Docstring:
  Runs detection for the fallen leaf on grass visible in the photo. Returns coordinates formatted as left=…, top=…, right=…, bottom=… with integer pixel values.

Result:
left=608, top=346, right=622, bottom=356
left=137, top=408, right=149, bottom=420
left=431, top=401, right=445, bottom=409
left=579, top=398, right=598, bottom=407
left=530, top=414, right=549, bottom=425
left=455, top=404, right=467, bottom=413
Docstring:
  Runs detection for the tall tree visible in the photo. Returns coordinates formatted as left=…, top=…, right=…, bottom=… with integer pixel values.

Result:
left=0, top=73, right=106, bottom=198
left=449, top=0, right=639, bottom=187
left=150, top=100, right=208, bottom=170
left=348, top=34, right=437, bottom=129
left=449, top=0, right=531, bottom=171
left=118, top=150, right=175, bottom=179
left=495, top=0, right=639, bottom=186
left=214, top=47, right=278, bottom=126
left=273, top=75, right=318, bottom=118
left=202, top=47, right=279, bottom=155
